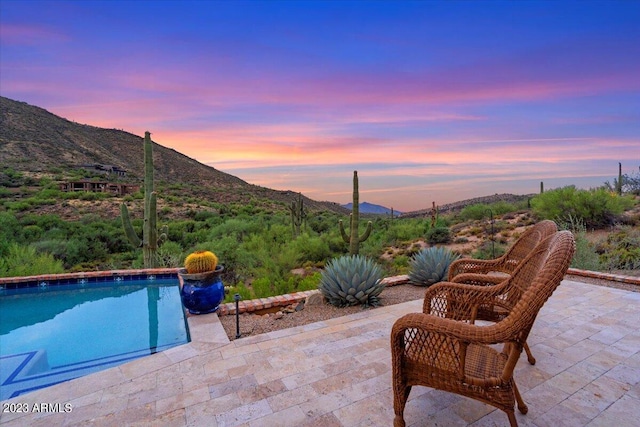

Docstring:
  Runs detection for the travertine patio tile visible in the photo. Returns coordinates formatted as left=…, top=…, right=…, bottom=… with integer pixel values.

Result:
left=560, top=337, right=608, bottom=363
left=127, top=381, right=183, bottom=408
left=132, top=407, right=185, bottom=427
left=237, top=379, right=288, bottom=404
left=587, top=394, right=640, bottom=427
left=449, top=396, right=494, bottom=423
left=214, top=398, right=272, bottom=427
left=281, top=367, right=328, bottom=390
left=415, top=406, right=468, bottom=427
left=85, top=402, right=155, bottom=426
left=532, top=402, right=593, bottom=427
left=203, top=354, right=247, bottom=375
left=61, top=395, right=128, bottom=425
left=209, top=374, right=258, bottom=399
left=248, top=404, right=308, bottom=427
left=118, top=351, right=174, bottom=380
left=333, top=390, right=395, bottom=427
left=589, top=324, right=635, bottom=345
left=186, top=393, right=236, bottom=425
left=3, top=279, right=640, bottom=427
left=155, top=386, right=209, bottom=416
left=298, top=412, right=343, bottom=427
left=349, top=373, right=391, bottom=401
left=521, top=382, right=570, bottom=414
left=266, top=384, right=318, bottom=412
left=545, top=369, right=594, bottom=395
left=298, top=389, right=354, bottom=419
left=603, top=363, right=640, bottom=386
left=584, top=348, right=628, bottom=371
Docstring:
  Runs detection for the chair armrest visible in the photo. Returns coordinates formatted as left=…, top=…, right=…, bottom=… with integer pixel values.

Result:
left=448, top=258, right=503, bottom=280
left=450, top=273, right=506, bottom=287
left=422, top=281, right=509, bottom=321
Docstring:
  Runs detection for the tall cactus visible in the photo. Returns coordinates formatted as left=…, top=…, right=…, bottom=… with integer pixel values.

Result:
left=120, top=131, right=166, bottom=268
left=616, top=162, right=623, bottom=195
left=290, top=192, right=307, bottom=237
left=339, top=171, right=373, bottom=255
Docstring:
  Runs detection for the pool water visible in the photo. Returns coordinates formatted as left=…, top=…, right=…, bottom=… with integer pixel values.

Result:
left=0, top=278, right=189, bottom=399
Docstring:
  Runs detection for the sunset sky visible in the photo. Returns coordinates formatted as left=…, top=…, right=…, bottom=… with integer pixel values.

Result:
left=1, top=1, right=638, bottom=211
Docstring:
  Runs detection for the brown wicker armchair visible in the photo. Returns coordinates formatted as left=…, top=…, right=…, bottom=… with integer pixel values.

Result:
left=391, top=231, right=575, bottom=427
left=447, top=219, right=558, bottom=281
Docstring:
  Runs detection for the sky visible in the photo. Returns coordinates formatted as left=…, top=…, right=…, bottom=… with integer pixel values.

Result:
left=1, top=1, right=638, bottom=212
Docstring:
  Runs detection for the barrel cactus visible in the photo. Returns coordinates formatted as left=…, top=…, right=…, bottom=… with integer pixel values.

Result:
left=319, top=255, right=385, bottom=307
left=408, top=246, right=460, bottom=287
left=184, top=250, right=218, bottom=274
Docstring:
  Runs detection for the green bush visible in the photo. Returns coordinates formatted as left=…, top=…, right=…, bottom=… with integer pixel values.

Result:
left=531, top=186, right=634, bottom=228
left=0, top=244, right=64, bottom=277
left=470, top=241, right=507, bottom=260
left=426, top=226, right=452, bottom=244
left=597, top=227, right=640, bottom=271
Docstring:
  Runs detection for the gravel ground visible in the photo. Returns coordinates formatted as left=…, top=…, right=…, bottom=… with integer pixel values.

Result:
left=218, top=275, right=638, bottom=341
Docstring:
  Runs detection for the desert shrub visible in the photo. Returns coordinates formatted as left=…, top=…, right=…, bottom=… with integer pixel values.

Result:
left=459, top=204, right=489, bottom=221
left=391, top=255, right=410, bottom=275
left=531, top=186, right=634, bottom=229
left=559, top=216, right=601, bottom=271
left=293, top=234, right=331, bottom=264
left=224, top=283, right=253, bottom=303
left=426, top=226, right=452, bottom=244
left=471, top=241, right=507, bottom=260
left=156, top=241, right=184, bottom=268
left=597, top=227, right=640, bottom=271
left=384, top=220, right=427, bottom=245
left=0, top=243, right=64, bottom=277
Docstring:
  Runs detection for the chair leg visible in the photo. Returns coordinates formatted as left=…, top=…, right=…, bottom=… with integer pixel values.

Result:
left=513, top=382, right=528, bottom=414
left=393, top=384, right=411, bottom=427
left=524, top=342, right=536, bottom=365
left=506, top=410, right=519, bottom=427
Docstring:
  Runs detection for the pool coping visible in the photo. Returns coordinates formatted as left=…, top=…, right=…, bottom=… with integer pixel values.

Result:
left=1, top=267, right=638, bottom=317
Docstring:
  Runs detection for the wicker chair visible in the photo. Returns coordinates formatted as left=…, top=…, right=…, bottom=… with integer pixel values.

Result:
left=447, top=219, right=558, bottom=281
left=391, top=231, right=575, bottom=427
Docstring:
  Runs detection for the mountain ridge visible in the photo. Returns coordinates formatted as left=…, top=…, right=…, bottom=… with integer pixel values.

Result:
left=342, top=202, right=402, bottom=215
left=0, top=96, right=533, bottom=219
left=0, top=96, right=348, bottom=215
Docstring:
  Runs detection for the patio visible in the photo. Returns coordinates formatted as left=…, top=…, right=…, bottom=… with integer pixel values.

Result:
left=1, top=278, right=639, bottom=426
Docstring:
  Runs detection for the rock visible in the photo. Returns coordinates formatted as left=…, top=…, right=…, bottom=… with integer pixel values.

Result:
left=295, top=301, right=304, bottom=312
left=274, top=311, right=284, bottom=320
left=305, top=293, right=325, bottom=306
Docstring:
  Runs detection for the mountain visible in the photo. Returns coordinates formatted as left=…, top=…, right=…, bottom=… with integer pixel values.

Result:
left=0, top=96, right=348, bottom=216
left=342, top=202, right=401, bottom=215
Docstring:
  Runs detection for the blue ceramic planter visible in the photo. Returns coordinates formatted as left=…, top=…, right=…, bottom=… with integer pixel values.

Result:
left=178, top=266, right=225, bottom=314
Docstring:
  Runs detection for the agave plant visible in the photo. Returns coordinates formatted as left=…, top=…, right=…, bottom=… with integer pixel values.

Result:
left=408, top=246, right=460, bottom=287
left=319, top=255, right=385, bottom=307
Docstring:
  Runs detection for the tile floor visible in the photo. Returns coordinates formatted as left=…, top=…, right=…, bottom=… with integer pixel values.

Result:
left=1, top=279, right=639, bottom=427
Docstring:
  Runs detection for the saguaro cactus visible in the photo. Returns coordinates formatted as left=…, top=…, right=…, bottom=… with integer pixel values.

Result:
left=339, top=171, right=373, bottom=255
left=290, top=192, right=307, bottom=237
left=121, top=131, right=166, bottom=268
left=616, top=162, right=623, bottom=195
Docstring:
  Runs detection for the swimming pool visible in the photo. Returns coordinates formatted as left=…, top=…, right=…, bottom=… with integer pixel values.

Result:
left=0, top=272, right=189, bottom=400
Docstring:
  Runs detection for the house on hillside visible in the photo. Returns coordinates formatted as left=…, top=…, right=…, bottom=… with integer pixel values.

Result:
left=78, top=164, right=128, bottom=177
left=59, top=181, right=139, bottom=196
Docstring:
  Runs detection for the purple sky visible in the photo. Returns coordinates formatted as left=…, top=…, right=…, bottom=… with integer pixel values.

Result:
left=1, top=1, right=638, bottom=211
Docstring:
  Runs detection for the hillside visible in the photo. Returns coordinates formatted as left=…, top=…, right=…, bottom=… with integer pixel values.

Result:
left=0, top=96, right=348, bottom=215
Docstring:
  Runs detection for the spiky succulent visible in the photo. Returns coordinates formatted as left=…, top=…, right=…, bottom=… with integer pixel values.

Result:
left=184, top=250, right=218, bottom=274
left=408, top=246, right=460, bottom=287
left=319, top=255, right=385, bottom=307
